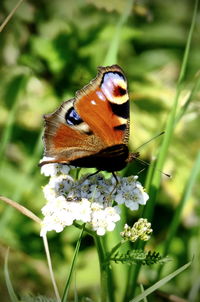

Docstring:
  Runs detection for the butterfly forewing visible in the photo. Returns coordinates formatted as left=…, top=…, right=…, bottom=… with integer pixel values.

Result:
left=75, top=65, right=130, bottom=146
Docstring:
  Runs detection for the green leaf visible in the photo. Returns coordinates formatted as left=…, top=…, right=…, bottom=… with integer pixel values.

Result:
left=130, top=261, right=191, bottom=302
left=103, top=0, right=134, bottom=65
left=61, top=226, right=84, bottom=302
left=4, top=249, right=19, bottom=302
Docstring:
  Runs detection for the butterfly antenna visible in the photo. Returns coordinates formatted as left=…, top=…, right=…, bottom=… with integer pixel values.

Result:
left=135, top=131, right=165, bottom=151
left=135, top=156, right=171, bottom=178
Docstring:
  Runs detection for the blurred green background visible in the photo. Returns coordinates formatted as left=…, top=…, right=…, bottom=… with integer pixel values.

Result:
left=0, top=0, right=200, bottom=301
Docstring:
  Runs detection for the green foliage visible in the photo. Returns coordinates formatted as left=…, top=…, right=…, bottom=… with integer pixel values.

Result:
left=110, top=249, right=168, bottom=266
left=4, top=249, right=18, bottom=302
left=21, top=296, right=56, bottom=302
left=0, top=0, right=200, bottom=301
left=131, top=261, right=192, bottom=302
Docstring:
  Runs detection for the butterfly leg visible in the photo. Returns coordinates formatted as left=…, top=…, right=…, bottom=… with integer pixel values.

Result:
left=102, top=172, right=119, bottom=207
left=77, top=169, right=101, bottom=186
left=109, top=172, right=119, bottom=196
left=112, top=172, right=119, bottom=185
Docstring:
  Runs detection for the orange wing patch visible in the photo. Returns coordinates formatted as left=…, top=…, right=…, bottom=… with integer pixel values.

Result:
left=75, top=88, right=126, bottom=146
left=75, top=66, right=129, bottom=146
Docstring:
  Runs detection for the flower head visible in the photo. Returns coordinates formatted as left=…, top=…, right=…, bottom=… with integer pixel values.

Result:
left=40, top=157, right=71, bottom=177
left=120, top=218, right=153, bottom=242
left=115, top=175, right=149, bottom=210
left=40, top=163, right=149, bottom=236
left=90, top=203, right=120, bottom=235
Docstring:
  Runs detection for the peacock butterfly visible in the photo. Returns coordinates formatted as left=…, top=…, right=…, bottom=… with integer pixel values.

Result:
left=39, top=65, right=139, bottom=173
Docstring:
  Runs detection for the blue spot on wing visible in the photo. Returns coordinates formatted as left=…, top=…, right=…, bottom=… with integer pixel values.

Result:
left=65, top=107, right=83, bottom=125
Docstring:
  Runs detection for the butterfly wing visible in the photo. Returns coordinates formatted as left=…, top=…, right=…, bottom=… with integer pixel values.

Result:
left=40, top=65, right=130, bottom=169
left=40, top=98, right=105, bottom=165
left=75, top=65, right=130, bottom=146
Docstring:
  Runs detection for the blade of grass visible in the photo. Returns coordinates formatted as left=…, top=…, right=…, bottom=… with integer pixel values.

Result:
left=61, top=226, right=85, bottom=302
left=130, top=261, right=191, bottom=302
left=175, top=72, right=200, bottom=124
left=0, top=0, right=24, bottom=32
left=157, top=151, right=200, bottom=279
left=139, top=284, right=148, bottom=302
left=188, top=276, right=200, bottom=302
left=0, top=74, right=28, bottom=162
left=144, top=157, right=157, bottom=193
left=0, top=195, right=41, bottom=224
left=164, top=151, right=200, bottom=254
left=42, top=234, right=61, bottom=302
left=0, top=82, right=43, bottom=238
left=103, top=0, right=134, bottom=66
left=0, top=130, right=43, bottom=236
left=125, top=0, right=199, bottom=299
left=4, top=248, right=19, bottom=302
left=142, top=0, right=199, bottom=221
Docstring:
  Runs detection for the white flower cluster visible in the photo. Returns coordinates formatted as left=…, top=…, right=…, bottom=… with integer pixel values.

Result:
left=40, top=157, right=71, bottom=176
left=40, top=162, right=149, bottom=236
left=115, top=175, right=149, bottom=210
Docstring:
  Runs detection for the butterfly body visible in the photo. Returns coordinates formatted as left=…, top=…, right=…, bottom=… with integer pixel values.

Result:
left=69, top=144, right=129, bottom=172
left=40, top=65, right=139, bottom=172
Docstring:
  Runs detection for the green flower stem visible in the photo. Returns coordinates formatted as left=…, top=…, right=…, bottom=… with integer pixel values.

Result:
left=74, top=223, right=115, bottom=301
left=62, top=226, right=85, bottom=302
left=94, top=235, right=115, bottom=302
left=123, top=242, right=142, bottom=301
left=73, top=221, right=94, bottom=236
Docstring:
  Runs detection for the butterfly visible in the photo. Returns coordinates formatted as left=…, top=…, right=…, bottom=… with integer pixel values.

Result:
left=39, top=65, right=139, bottom=174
